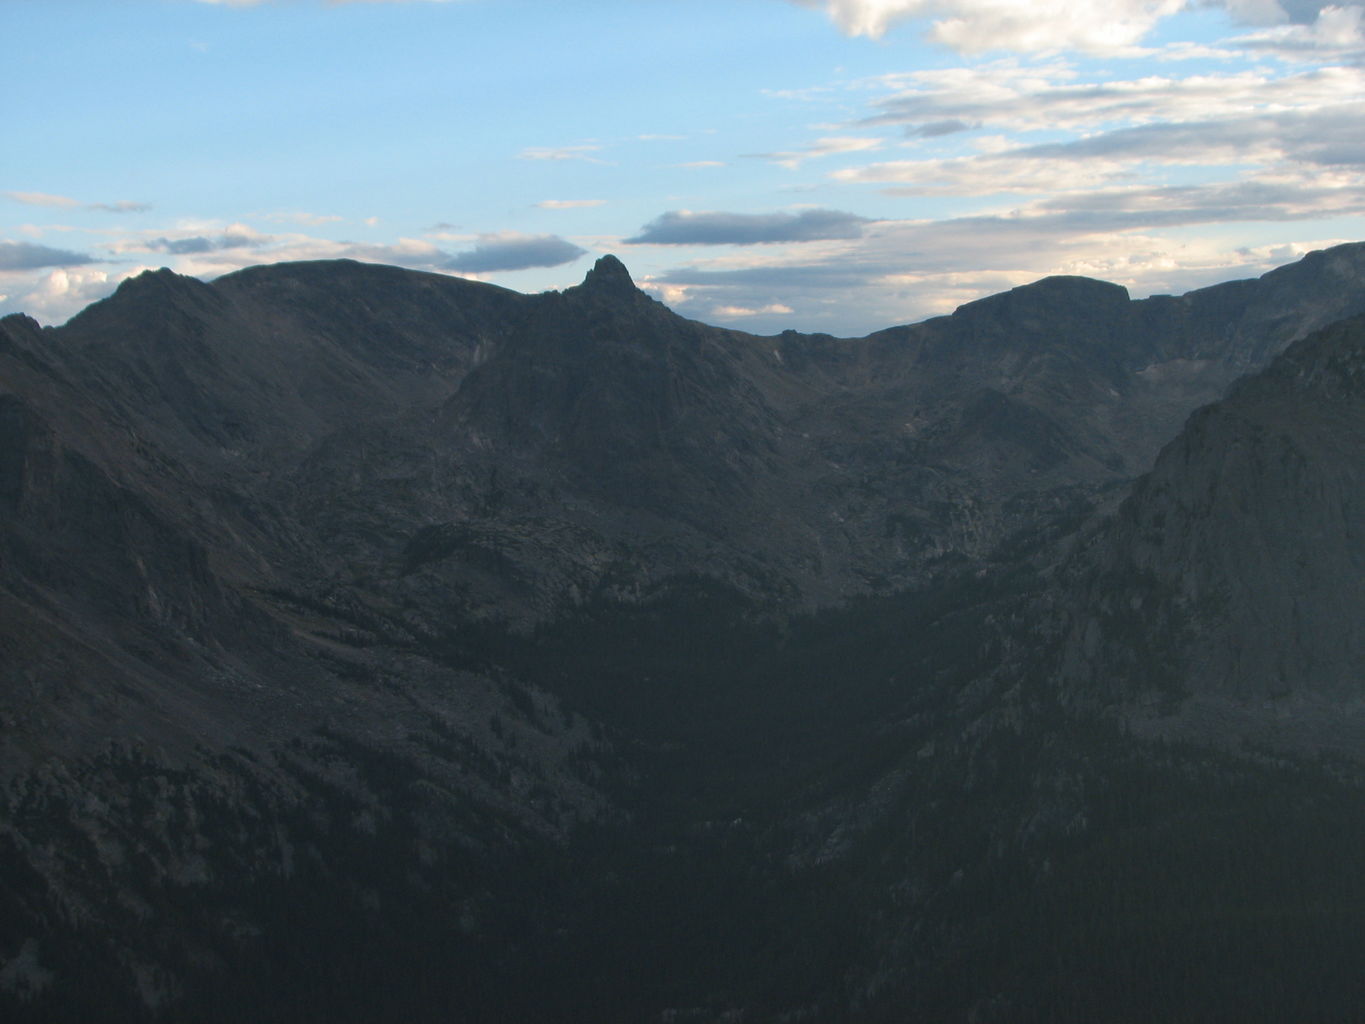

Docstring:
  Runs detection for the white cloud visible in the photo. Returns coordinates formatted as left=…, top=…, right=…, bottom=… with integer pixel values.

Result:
left=712, top=302, right=795, bottom=316
left=860, top=63, right=1365, bottom=135
left=1235, top=3, right=1365, bottom=57
left=260, top=210, right=344, bottom=226
left=518, top=144, right=605, bottom=163
left=789, top=0, right=1187, bottom=52
left=834, top=153, right=1128, bottom=194
left=2, top=266, right=144, bottom=325
left=745, top=135, right=884, bottom=168
left=5, top=191, right=80, bottom=209
left=787, top=0, right=1365, bottom=55
left=4, top=192, right=149, bottom=214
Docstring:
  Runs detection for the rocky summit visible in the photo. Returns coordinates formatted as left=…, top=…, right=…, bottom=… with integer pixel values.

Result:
left=5, top=246, right=1365, bottom=1022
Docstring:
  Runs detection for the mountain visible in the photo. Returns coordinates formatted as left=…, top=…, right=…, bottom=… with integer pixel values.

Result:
left=4, top=245, right=1365, bottom=1021
left=1058, top=311, right=1365, bottom=752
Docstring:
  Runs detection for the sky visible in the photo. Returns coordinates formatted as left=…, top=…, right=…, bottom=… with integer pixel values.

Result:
left=3, top=0, right=1365, bottom=336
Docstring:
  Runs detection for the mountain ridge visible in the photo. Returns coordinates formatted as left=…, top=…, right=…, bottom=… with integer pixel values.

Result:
left=6, top=243, right=1365, bottom=1021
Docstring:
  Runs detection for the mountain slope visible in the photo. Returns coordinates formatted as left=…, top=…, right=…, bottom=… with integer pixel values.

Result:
left=1058, top=312, right=1365, bottom=752
left=5, top=245, right=1365, bottom=1020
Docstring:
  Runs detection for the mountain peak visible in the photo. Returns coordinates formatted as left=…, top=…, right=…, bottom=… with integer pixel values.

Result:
left=954, top=274, right=1130, bottom=320
left=105, top=266, right=210, bottom=308
left=581, top=254, right=636, bottom=294
left=119, top=266, right=181, bottom=290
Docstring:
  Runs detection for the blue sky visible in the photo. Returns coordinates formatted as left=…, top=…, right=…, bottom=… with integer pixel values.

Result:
left=4, top=0, right=1365, bottom=334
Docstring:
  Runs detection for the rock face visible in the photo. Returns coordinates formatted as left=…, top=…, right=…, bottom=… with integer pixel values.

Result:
left=1058, top=313, right=1365, bottom=750
left=5, top=245, right=1365, bottom=1021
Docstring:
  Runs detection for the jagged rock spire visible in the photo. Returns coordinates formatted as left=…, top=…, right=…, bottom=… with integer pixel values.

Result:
left=580, top=254, right=637, bottom=296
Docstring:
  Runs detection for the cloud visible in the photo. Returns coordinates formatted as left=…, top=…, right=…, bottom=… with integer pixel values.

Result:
left=534, top=199, right=607, bottom=209
left=5, top=191, right=80, bottom=209
left=90, top=200, right=153, bottom=214
left=261, top=210, right=343, bottom=226
left=626, top=208, right=872, bottom=245
left=835, top=153, right=1127, bottom=194
left=713, top=302, right=796, bottom=317
left=1029, top=178, right=1365, bottom=225
left=443, top=233, right=587, bottom=273
left=1234, top=3, right=1365, bottom=56
left=0, top=225, right=590, bottom=324
left=910, top=118, right=976, bottom=137
left=518, top=144, right=604, bottom=162
left=6, top=191, right=151, bottom=213
left=831, top=65, right=1365, bottom=199
left=0, top=265, right=146, bottom=325
left=745, top=135, right=884, bottom=168
left=1012, top=103, right=1365, bottom=167
left=860, top=64, right=1365, bottom=136
left=145, top=232, right=264, bottom=255
left=641, top=176, right=1365, bottom=334
left=0, top=241, right=95, bottom=271
left=788, top=0, right=1187, bottom=52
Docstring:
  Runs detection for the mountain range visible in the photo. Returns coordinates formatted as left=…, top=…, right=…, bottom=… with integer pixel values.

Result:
left=4, top=244, right=1365, bottom=1021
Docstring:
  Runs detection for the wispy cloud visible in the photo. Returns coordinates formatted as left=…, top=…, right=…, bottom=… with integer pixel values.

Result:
left=839, top=101, right=1365, bottom=198
left=712, top=302, right=795, bottom=317
left=834, top=154, right=1128, bottom=194
left=626, top=208, right=871, bottom=245
left=745, top=135, right=884, bottom=169
left=859, top=64, right=1365, bottom=136
left=260, top=210, right=343, bottom=226
left=5, top=191, right=80, bottom=209
left=90, top=200, right=153, bottom=214
left=518, top=144, right=605, bottom=163
left=6, top=191, right=151, bottom=214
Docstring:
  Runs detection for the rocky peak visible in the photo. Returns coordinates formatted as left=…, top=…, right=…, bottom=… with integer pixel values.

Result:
left=114, top=266, right=191, bottom=298
left=577, top=254, right=640, bottom=298
left=64, top=266, right=223, bottom=338
left=0, top=313, right=45, bottom=356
